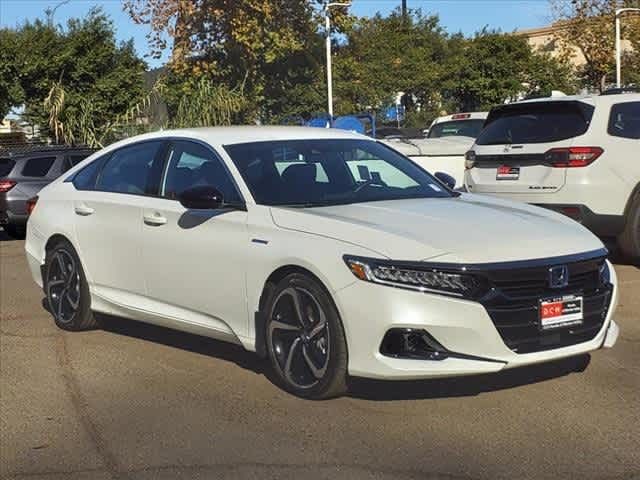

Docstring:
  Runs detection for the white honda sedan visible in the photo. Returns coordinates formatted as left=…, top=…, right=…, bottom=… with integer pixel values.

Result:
left=25, top=127, right=619, bottom=399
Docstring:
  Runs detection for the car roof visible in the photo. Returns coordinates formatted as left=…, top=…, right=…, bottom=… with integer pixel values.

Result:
left=109, top=126, right=368, bottom=149
left=512, top=92, right=640, bottom=106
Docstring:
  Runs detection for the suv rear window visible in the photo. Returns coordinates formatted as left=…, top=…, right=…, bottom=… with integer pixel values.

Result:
left=476, top=101, right=595, bottom=145
left=0, top=158, right=15, bottom=177
left=427, top=119, right=485, bottom=139
left=608, top=102, right=640, bottom=139
left=21, top=157, right=56, bottom=177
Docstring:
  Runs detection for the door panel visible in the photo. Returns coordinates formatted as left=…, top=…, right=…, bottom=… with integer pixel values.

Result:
left=74, top=191, right=146, bottom=297
left=142, top=140, right=249, bottom=337
left=73, top=140, right=165, bottom=301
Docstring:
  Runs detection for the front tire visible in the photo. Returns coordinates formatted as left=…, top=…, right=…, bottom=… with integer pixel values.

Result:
left=618, top=194, right=640, bottom=264
left=44, top=239, right=98, bottom=331
left=264, top=273, right=348, bottom=399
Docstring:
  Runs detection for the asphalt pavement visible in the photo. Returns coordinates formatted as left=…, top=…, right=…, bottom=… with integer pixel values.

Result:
left=1, top=229, right=639, bottom=480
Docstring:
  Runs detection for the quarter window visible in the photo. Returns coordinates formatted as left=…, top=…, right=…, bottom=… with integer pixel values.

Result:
left=162, top=141, right=241, bottom=203
left=22, top=157, right=56, bottom=177
left=96, top=142, right=162, bottom=195
left=608, top=102, right=640, bottom=140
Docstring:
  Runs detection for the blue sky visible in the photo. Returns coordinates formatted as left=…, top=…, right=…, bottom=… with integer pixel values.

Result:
left=0, top=0, right=552, bottom=67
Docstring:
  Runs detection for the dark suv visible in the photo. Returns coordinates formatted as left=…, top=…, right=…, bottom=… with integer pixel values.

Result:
left=0, top=147, right=94, bottom=238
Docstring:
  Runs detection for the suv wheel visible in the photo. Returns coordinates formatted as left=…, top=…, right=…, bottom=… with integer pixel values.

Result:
left=618, top=194, right=640, bottom=264
left=264, top=273, right=348, bottom=399
left=44, top=239, right=99, bottom=330
left=4, top=224, right=26, bottom=239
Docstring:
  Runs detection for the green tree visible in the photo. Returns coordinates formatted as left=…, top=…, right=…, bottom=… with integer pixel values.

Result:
left=124, top=0, right=334, bottom=122
left=333, top=9, right=451, bottom=116
left=444, top=30, right=576, bottom=112
left=6, top=7, right=146, bottom=141
left=0, top=29, right=25, bottom=118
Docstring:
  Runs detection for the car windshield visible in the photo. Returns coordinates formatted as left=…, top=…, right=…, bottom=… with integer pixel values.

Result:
left=224, top=139, right=452, bottom=207
left=476, top=101, right=595, bottom=145
left=427, top=119, right=485, bottom=138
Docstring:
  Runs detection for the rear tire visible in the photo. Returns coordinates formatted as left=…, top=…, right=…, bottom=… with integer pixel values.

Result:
left=264, top=273, right=348, bottom=399
left=44, top=239, right=98, bottom=331
left=4, top=224, right=26, bottom=239
left=617, top=195, right=640, bottom=264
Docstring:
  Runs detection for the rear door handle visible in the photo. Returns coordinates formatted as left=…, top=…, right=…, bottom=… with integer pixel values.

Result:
left=74, top=204, right=94, bottom=216
left=143, top=213, right=167, bottom=226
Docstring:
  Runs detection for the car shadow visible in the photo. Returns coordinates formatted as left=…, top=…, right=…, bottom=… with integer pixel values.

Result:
left=79, top=310, right=590, bottom=401
left=347, top=354, right=590, bottom=401
left=94, top=313, right=268, bottom=377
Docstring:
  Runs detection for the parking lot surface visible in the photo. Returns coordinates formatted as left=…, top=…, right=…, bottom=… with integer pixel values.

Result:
left=1, top=230, right=639, bottom=480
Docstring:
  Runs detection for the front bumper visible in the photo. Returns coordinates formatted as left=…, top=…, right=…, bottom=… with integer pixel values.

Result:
left=334, top=261, right=618, bottom=380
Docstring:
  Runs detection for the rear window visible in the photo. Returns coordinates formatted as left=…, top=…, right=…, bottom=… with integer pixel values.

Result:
left=21, top=157, right=56, bottom=177
left=608, top=102, right=640, bottom=139
left=0, top=158, right=15, bottom=177
left=476, top=102, right=595, bottom=145
left=427, top=119, right=485, bottom=139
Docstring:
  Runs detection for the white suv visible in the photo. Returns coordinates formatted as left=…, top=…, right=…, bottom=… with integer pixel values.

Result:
left=465, top=93, right=640, bottom=261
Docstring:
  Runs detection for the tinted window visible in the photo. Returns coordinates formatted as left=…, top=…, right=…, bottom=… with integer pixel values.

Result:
left=0, top=158, right=15, bottom=177
left=427, top=119, right=485, bottom=139
left=72, top=157, right=104, bottom=190
left=162, top=141, right=241, bottom=203
left=608, top=102, right=640, bottom=139
left=224, top=139, right=451, bottom=207
left=96, top=142, right=162, bottom=195
left=22, top=157, right=56, bottom=177
left=477, top=102, right=595, bottom=145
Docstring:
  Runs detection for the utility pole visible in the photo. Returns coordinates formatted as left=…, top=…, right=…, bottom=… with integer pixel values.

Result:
left=45, top=0, right=71, bottom=27
left=615, top=8, right=640, bottom=88
left=402, top=0, right=407, bottom=18
left=324, top=2, right=351, bottom=121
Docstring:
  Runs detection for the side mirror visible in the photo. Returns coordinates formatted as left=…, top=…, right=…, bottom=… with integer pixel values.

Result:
left=179, top=185, right=224, bottom=210
left=434, top=172, right=456, bottom=190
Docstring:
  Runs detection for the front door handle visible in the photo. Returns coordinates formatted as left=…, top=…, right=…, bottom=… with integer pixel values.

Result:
left=74, top=204, right=94, bottom=216
left=143, top=213, right=167, bottom=226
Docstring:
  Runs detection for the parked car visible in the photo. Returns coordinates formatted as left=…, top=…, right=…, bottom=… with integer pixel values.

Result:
left=465, top=92, right=640, bottom=261
left=1, top=147, right=94, bottom=238
left=382, top=135, right=472, bottom=189
left=425, top=112, right=488, bottom=139
left=26, top=127, right=618, bottom=399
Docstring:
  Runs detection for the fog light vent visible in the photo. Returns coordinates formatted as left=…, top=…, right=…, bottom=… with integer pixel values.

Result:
left=380, top=329, right=448, bottom=360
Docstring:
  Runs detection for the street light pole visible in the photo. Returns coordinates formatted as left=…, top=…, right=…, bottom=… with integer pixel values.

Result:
left=324, top=2, right=351, bottom=123
left=615, top=7, right=640, bottom=88
left=45, top=0, right=71, bottom=27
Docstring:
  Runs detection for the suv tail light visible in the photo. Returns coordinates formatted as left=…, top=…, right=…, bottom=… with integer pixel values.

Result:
left=465, top=150, right=476, bottom=169
left=26, top=196, right=38, bottom=216
left=545, top=147, right=603, bottom=168
left=0, top=180, right=16, bottom=193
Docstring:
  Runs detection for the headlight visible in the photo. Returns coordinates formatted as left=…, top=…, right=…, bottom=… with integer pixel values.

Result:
left=343, top=255, right=487, bottom=299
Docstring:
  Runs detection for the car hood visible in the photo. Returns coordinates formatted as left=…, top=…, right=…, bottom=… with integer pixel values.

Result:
left=384, top=136, right=474, bottom=157
left=270, top=194, right=604, bottom=263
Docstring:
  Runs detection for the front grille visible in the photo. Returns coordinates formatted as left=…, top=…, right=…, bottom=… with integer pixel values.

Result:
left=478, top=256, right=612, bottom=354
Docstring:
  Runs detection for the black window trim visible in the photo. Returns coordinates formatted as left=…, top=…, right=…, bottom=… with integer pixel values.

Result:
left=158, top=137, right=246, bottom=208
left=607, top=101, right=640, bottom=140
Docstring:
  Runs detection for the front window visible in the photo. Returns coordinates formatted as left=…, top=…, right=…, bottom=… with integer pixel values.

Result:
left=224, top=139, right=452, bottom=207
left=427, top=119, right=485, bottom=139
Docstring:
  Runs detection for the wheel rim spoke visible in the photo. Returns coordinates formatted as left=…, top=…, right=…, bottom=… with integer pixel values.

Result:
left=302, top=344, right=327, bottom=379
left=283, top=337, right=302, bottom=384
left=286, top=287, right=309, bottom=329
left=270, top=319, right=300, bottom=333
left=48, top=249, right=80, bottom=324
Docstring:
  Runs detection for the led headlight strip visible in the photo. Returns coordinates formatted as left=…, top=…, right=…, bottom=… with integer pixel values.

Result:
left=343, top=255, right=484, bottom=299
